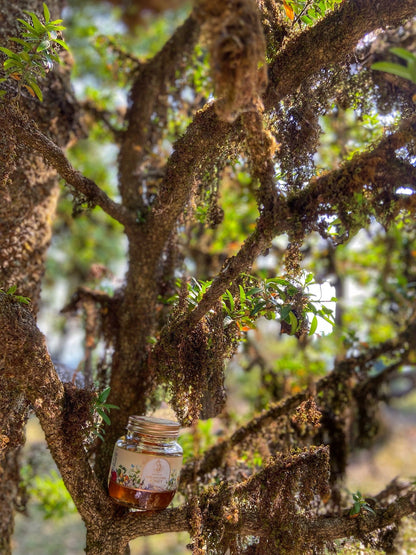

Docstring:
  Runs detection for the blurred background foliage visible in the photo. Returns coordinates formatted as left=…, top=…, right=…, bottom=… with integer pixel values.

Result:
left=13, top=0, right=416, bottom=552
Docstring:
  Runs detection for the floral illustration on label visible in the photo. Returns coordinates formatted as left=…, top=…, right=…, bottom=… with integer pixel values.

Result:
left=109, top=447, right=181, bottom=492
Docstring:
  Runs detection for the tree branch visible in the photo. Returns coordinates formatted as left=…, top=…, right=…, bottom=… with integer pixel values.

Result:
left=0, top=106, right=134, bottom=227
left=264, top=0, right=416, bottom=110
left=180, top=321, right=416, bottom=484
left=302, top=489, right=416, bottom=544
left=120, top=452, right=416, bottom=549
left=81, top=100, right=124, bottom=140
left=142, top=102, right=236, bottom=264
left=157, top=114, right=416, bottom=344
left=118, top=12, right=200, bottom=211
left=0, top=292, right=114, bottom=525
left=282, top=115, right=416, bottom=236
left=61, top=286, right=116, bottom=314
left=133, top=1, right=416, bottom=327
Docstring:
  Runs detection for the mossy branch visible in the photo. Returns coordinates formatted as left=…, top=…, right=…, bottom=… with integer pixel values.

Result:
left=0, top=105, right=134, bottom=226
left=119, top=12, right=200, bottom=212
left=122, top=454, right=416, bottom=550
left=156, top=115, right=416, bottom=344
left=0, top=292, right=113, bottom=524
left=264, top=0, right=416, bottom=110
left=180, top=321, right=416, bottom=485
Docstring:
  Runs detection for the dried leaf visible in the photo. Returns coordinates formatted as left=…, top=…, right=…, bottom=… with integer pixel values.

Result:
left=283, top=1, right=294, bottom=21
left=23, top=84, right=36, bottom=97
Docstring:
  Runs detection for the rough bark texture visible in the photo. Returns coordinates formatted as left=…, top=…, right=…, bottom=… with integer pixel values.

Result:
left=1, top=0, right=416, bottom=553
left=0, top=1, right=81, bottom=552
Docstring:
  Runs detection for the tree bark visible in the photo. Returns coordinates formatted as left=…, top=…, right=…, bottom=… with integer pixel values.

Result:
left=0, top=1, right=81, bottom=551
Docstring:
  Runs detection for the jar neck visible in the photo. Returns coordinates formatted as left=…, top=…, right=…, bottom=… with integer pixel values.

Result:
left=126, top=430, right=177, bottom=444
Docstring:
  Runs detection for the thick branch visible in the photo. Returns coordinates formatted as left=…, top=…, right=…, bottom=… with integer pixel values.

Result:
left=137, top=0, right=416, bottom=292
left=3, top=290, right=415, bottom=547
left=303, top=490, right=416, bottom=544
left=119, top=471, right=416, bottom=547
left=264, top=0, right=416, bottom=110
left=0, top=106, right=134, bottom=227
left=0, top=292, right=114, bottom=525
left=136, top=1, right=416, bottom=331
left=142, top=102, right=235, bottom=261
left=283, top=116, right=416, bottom=235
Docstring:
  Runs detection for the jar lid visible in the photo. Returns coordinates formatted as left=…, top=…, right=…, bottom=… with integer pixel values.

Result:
left=127, top=415, right=180, bottom=438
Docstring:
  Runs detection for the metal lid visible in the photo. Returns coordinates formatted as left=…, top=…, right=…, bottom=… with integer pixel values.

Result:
left=127, top=415, right=180, bottom=438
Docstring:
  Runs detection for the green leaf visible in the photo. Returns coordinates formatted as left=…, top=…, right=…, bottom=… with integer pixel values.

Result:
left=288, top=311, right=298, bottom=335
left=7, top=285, right=17, bottom=295
left=26, top=79, right=43, bottom=101
left=371, top=61, right=414, bottom=82
left=267, top=277, right=291, bottom=287
left=24, top=11, right=45, bottom=34
left=225, top=289, right=234, bottom=312
left=409, top=58, right=416, bottom=83
left=98, top=386, right=111, bottom=403
left=21, top=31, right=39, bottom=39
left=9, top=37, right=31, bottom=48
left=247, top=287, right=262, bottom=296
left=4, top=59, right=22, bottom=71
left=36, top=40, right=50, bottom=52
left=280, top=305, right=292, bottom=321
left=305, top=273, right=314, bottom=285
left=0, top=46, right=20, bottom=59
left=53, top=38, right=69, bottom=51
left=43, top=3, right=51, bottom=23
left=19, top=51, right=31, bottom=62
left=17, top=18, right=36, bottom=32
left=96, top=408, right=111, bottom=425
left=239, top=284, right=246, bottom=305
left=309, top=315, right=318, bottom=336
left=250, top=300, right=266, bottom=317
left=389, top=47, right=416, bottom=64
left=15, top=295, right=31, bottom=305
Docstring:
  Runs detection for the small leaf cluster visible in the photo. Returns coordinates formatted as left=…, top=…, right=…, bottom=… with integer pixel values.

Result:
left=171, top=274, right=335, bottom=337
left=372, top=48, right=416, bottom=85
left=91, top=386, right=119, bottom=441
left=282, top=0, right=343, bottom=26
left=0, top=3, right=68, bottom=101
left=349, top=491, right=376, bottom=518
left=0, top=284, right=31, bottom=305
left=223, top=274, right=335, bottom=336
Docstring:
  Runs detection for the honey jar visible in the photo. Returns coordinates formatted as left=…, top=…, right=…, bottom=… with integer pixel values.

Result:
left=108, top=415, right=183, bottom=510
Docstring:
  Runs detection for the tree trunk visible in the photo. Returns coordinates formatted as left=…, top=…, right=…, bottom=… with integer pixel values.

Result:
left=0, top=1, right=81, bottom=551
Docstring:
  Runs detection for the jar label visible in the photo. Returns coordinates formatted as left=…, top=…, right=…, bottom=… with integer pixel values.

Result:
left=108, top=446, right=182, bottom=492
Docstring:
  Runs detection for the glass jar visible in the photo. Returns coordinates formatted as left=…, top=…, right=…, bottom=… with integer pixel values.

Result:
left=108, top=415, right=183, bottom=510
